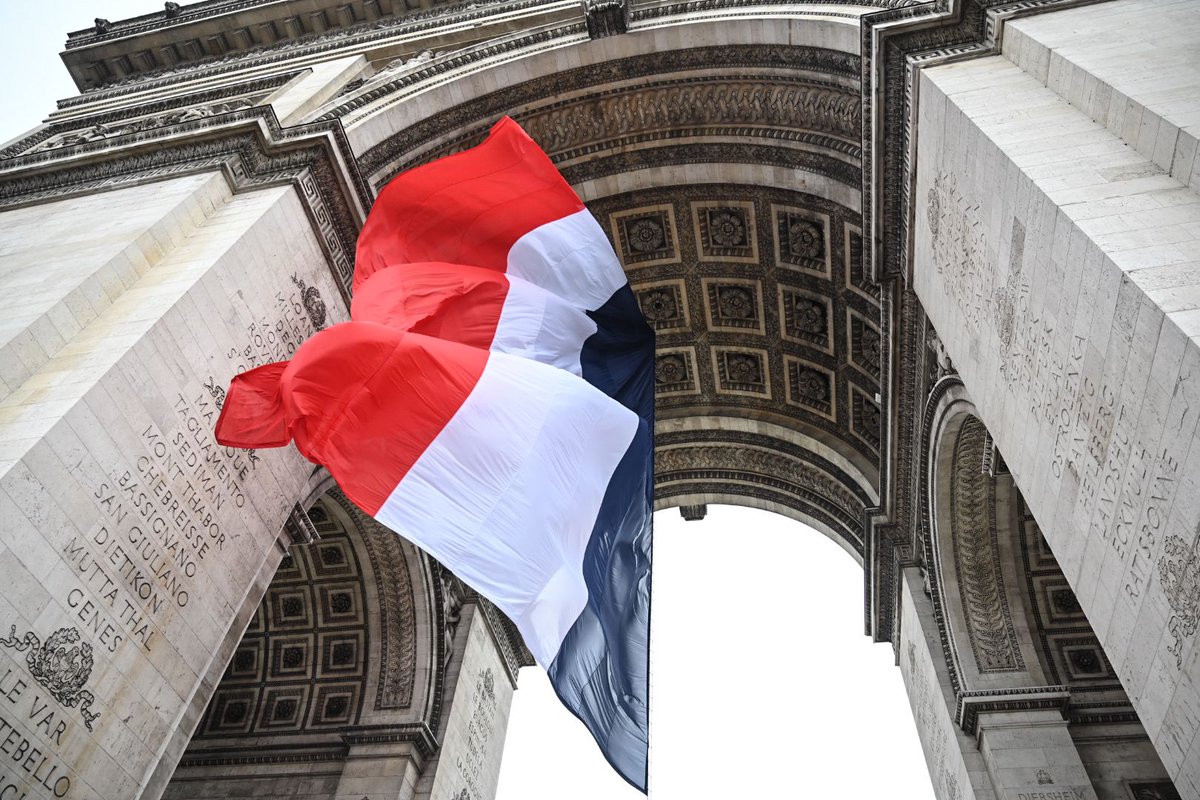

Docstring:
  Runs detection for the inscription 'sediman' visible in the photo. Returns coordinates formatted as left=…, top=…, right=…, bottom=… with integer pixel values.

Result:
left=1157, top=530, right=1200, bottom=668
left=0, top=627, right=99, bottom=732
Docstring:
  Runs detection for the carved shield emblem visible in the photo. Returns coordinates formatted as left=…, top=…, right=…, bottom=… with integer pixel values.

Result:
left=1, top=625, right=101, bottom=731
left=1158, top=533, right=1200, bottom=668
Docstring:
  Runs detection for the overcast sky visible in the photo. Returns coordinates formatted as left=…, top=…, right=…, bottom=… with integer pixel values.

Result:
left=2, top=3, right=935, bottom=798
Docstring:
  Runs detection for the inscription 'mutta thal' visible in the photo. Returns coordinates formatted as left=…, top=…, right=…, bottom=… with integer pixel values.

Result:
left=1, top=0, right=1199, bottom=799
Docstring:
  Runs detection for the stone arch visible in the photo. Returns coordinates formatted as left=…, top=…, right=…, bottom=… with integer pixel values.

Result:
left=918, top=376, right=1177, bottom=799
left=163, top=487, right=447, bottom=798
left=923, top=385, right=1047, bottom=694
left=323, top=10, right=883, bottom=557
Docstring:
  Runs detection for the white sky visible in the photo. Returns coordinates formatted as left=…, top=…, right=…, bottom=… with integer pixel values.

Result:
left=1, top=4, right=936, bottom=797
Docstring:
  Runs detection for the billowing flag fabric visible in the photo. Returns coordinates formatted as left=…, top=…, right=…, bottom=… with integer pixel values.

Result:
left=355, top=116, right=654, bottom=418
left=216, top=117, right=654, bottom=790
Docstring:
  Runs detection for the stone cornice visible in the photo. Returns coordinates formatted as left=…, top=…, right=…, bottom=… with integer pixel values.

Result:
left=0, top=106, right=369, bottom=301
left=61, top=0, right=576, bottom=97
left=956, top=685, right=1071, bottom=736
left=2, top=72, right=299, bottom=159
left=862, top=0, right=1115, bottom=284
left=655, top=427, right=872, bottom=556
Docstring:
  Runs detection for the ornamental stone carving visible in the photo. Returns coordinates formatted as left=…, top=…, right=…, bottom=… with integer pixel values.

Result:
left=1158, top=531, right=1200, bottom=669
left=706, top=208, right=747, bottom=248
left=583, top=0, right=629, bottom=39
left=639, top=287, right=679, bottom=324
left=626, top=217, right=666, bottom=253
left=949, top=418, right=1024, bottom=673
left=29, top=99, right=256, bottom=152
left=786, top=218, right=824, bottom=260
left=654, top=444, right=862, bottom=524
left=517, top=80, right=860, bottom=163
left=0, top=625, right=101, bottom=731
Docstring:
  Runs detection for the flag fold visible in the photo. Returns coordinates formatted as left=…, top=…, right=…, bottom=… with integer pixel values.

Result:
left=216, top=116, right=654, bottom=791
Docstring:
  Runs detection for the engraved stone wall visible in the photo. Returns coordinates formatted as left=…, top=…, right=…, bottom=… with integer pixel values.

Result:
left=914, top=20, right=1200, bottom=791
left=0, top=179, right=346, bottom=800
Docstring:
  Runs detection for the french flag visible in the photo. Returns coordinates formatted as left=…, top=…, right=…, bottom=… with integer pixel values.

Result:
left=216, top=118, right=653, bottom=790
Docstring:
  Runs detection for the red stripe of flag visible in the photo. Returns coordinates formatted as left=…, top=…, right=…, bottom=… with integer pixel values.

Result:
left=354, top=116, right=584, bottom=290
left=216, top=322, right=487, bottom=515
left=351, top=261, right=510, bottom=351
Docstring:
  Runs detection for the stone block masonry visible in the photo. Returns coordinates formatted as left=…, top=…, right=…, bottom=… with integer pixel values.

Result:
left=0, top=174, right=347, bottom=799
left=913, top=2, right=1200, bottom=794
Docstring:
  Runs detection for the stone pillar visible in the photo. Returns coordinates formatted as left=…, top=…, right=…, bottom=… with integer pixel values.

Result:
left=333, top=739, right=424, bottom=800
left=973, top=707, right=1096, bottom=800
left=899, top=567, right=996, bottom=800
left=0, top=173, right=348, bottom=799
left=417, top=604, right=516, bottom=800
left=911, top=1, right=1200, bottom=792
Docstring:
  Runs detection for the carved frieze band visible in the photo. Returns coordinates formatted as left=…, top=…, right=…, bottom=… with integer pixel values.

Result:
left=654, top=430, right=869, bottom=553
left=330, top=491, right=418, bottom=711
left=65, top=0, right=569, bottom=98
left=955, top=685, right=1070, bottom=736
left=355, top=44, right=859, bottom=180
left=1, top=74, right=295, bottom=159
left=448, top=78, right=861, bottom=161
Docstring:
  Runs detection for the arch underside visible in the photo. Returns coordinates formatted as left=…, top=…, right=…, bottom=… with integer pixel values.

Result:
left=168, top=489, right=445, bottom=783
left=927, top=404, right=1138, bottom=731
left=347, top=30, right=882, bottom=556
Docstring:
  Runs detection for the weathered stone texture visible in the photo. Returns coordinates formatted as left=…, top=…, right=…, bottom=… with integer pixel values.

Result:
left=0, top=178, right=345, bottom=799
left=914, top=2, right=1200, bottom=792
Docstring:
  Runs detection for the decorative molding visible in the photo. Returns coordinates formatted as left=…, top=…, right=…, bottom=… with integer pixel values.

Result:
left=954, top=685, right=1070, bottom=736
left=476, top=597, right=535, bottom=683
left=654, top=430, right=868, bottom=554
left=331, top=491, right=418, bottom=712
left=342, top=722, right=439, bottom=758
left=949, top=416, right=1025, bottom=673
left=916, top=374, right=970, bottom=696
left=0, top=109, right=367, bottom=301
left=1, top=72, right=296, bottom=158
left=583, top=0, right=629, bottom=39
left=631, top=0, right=926, bottom=23
left=63, top=0, right=565, bottom=94
left=284, top=503, right=319, bottom=546
left=354, top=44, right=860, bottom=180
